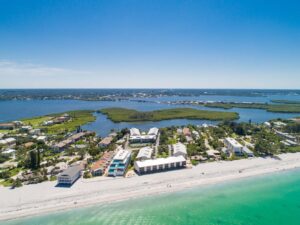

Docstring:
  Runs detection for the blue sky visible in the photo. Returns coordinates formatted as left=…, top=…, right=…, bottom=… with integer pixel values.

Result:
left=0, top=0, right=299, bottom=88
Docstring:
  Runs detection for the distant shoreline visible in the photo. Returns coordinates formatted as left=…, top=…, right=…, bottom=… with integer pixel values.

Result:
left=1, top=153, right=300, bottom=222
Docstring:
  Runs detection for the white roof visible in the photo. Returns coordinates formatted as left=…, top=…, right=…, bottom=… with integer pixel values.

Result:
left=137, top=146, right=153, bottom=159
left=130, top=128, right=141, bottom=136
left=135, top=156, right=186, bottom=168
left=113, top=148, right=130, bottom=161
left=0, top=138, right=17, bottom=145
left=0, top=140, right=7, bottom=145
left=173, top=142, right=187, bottom=155
left=148, top=127, right=159, bottom=136
left=206, top=150, right=220, bottom=156
left=285, top=139, right=298, bottom=145
left=225, top=137, right=243, bottom=148
left=2, top=149, right=16, bottom=154
left=37, top=136, right=47, bottom=140
left=242, top=147, right=253, bottom=154
left=192, top=131, right=199, bottom=135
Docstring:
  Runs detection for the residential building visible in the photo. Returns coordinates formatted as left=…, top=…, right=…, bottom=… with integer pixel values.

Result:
left=129, top=127, right=159, bottom=143
left=136, top=146, right=153, bottom=160
left=134, top=156, right=186, bottom=175
left=0, top=138, right=16, bottom=147
left=37, top=136, right=47, bottom=142
left=0, top=123, right=15, bottom=130
left=275, top=130, right=298, bottom=142
left=185, top=136, right=193, bottom=143
left=224, top=137, right=254, bottom=156
left=192, top=130, right=200, bottom=140
left=99, top=136, right=113, bottom=147
left=224, top=137, right=244, bottom=155
left=172, top=142, right=187, bottom=158
left=53, top=131, right=93, bottom=151
left=108, top=147, right=131, bottom=176
left=206, top=150, right=220, bottom=158
left=1, top=148, right=16, bottom=157
left=183, top=127, right=191, bottom=136
left=24, top=142, right=35, bottom=149
left=242, top=147, right=254, bottom=157
left=57, top=164, right=83, bottom=185
left=91, top=151, right=114, bottom=176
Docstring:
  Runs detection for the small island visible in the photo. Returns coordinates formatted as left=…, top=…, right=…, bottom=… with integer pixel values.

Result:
left=99, top=107, right=239, bottom=122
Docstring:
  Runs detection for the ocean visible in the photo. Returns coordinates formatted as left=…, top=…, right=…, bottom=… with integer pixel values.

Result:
left=3, top=168, right=300, bottom=225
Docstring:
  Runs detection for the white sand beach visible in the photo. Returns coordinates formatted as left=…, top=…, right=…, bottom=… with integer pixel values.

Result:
left=1, top=153, right=300, bottom=221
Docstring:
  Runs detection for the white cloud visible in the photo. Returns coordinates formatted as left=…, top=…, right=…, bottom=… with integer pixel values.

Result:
left=0, top=60, right=91, bottom=78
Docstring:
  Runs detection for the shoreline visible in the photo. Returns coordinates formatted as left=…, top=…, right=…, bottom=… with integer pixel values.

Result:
left=2, top=153, right=300, bottom=221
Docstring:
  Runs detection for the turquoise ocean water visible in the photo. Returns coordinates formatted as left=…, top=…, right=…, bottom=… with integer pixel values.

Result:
left=3, top=168, right=300, bottom=225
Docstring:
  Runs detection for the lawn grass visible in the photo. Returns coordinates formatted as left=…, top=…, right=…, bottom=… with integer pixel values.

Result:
left=22, top=110, right=96, bottom=134
left=22, top=116, right=52, bottom=127
left=286, top=146, right=300, bottom=153
left=0, top=130, right=9, bottom=134
left=99, top=107, right=239, bottom=122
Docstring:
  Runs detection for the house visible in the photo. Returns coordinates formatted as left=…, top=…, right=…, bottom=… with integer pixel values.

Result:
left=177, top=128, right=183, bottom=135
left=273, top=121, right=286, bottom=128
left=206, top=150, right=220, bottom=158
left=43, top=120, right=54, bottom=126
left=108, top=147, right=131, bottom=176
left=99, top=136, right=113, bottom=147
left=1, top=148, right=16, bottom=157
left=134, top=156, right=186, bottom=175
left=53, top=131, right=93, bottom=151
left=224, top=137, right=244, bottom=155
left=24, top=142, right=35, bottom=149
left=183, top=127, right=191, bottom=136
left=172, top=142, right=187, bottom=158
left=91, top=151, right=114, bottom=176
left=192, top=130, right=200, bottom=140
left=274, top=130, right=297, bottom=142
left=29, top=129, right=41, bottom=135
left=185, top=136, right=193, bottom=143
left=20, top=125, right=32, bottom=132
left=57, top=164, right=83, bottom=186
left=0, top=123, right=15, bottom=130
left=0, top=138, right=16, bottom=147
left=136, top=146, right=153, bottom=161
left=37, top=136, right=47, bottom=142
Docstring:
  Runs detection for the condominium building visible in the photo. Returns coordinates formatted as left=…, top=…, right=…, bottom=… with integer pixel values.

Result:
left=108, top=147, right=131, bottom=176
left=134, top=156, right=186, bottom=175
left=129, top=127, right=159, bottom=143
left=57, top=164, right=83, bottom=185
left=136, top=146, right=153, bottom=161
left=172, top=142, right=187, bottom=158
left=224, top=137, right=253, bottom=156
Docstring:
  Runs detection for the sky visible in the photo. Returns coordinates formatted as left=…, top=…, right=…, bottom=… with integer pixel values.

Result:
left=0, top=0, right=299, bottom=89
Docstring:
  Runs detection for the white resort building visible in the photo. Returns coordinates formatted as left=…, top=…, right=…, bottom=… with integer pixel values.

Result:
left=172, top=142, right=187, bottom=158
left=134, top=156, right=186, bottom=175
left=108, top=147, right=131, bottom=176
left=129, top=127, right=159, bottom=143
left=224, top=137, right=253, bottom=157
left=57, top=164, right=83, bottom=186
left=136, top=146, right=153, bottom=161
